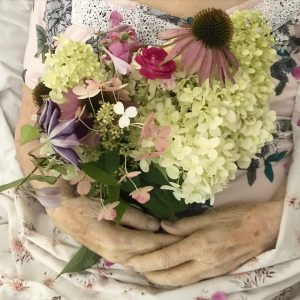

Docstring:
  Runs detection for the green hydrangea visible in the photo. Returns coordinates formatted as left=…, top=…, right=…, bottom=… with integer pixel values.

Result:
left=130, top=11, right=277, bottom=204
left=42, top=38, right=108, bottom=103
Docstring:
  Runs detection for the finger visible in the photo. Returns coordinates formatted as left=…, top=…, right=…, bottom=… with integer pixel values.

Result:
left=98, top=230, right=181, bottom=265
left=144, top=249, right=256, bottom=286
left=144, top=261, right=206, bottom=287
left=121, top=230, right=181, bottom=254
left=120, top=207, right=160, bottom=231
left=161, top=214, right=213, bottom=236
left=126, top=236, right=196, bottom=272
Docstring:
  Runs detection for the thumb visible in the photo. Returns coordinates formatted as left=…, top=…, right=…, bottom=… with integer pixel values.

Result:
left=120, top=207, right=160, bottom=231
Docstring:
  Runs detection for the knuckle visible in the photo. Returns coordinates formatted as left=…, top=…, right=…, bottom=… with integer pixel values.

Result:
left=158, top=250, right=174, bottom=269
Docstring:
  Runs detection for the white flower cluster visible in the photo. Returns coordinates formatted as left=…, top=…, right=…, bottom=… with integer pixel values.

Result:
left=133, top=11, right=277, bottom=204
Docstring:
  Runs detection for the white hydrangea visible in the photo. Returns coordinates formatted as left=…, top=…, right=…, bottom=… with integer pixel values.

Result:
left=130, top=11, right=277, bottom=204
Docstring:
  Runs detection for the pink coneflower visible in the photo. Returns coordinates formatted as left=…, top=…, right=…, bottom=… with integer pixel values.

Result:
left=159, top=8, right=239, bottom=85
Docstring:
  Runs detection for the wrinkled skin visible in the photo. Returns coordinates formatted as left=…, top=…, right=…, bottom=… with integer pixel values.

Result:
left=127, top=199, right=283, bottom=286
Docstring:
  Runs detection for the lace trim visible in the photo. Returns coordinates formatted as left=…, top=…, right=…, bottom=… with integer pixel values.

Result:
left=71, top=0, right=300, bottom=41
left=251, top=0, right=300, bottom=31
left=71, top=0, right=186, bottom=45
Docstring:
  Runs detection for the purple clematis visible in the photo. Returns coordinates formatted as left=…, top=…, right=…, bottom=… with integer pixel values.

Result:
left=38, top=100, right=80, bottom=166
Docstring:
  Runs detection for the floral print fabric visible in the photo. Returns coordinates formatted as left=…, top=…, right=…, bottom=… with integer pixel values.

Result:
left=2, top=0, right=300, bottom=299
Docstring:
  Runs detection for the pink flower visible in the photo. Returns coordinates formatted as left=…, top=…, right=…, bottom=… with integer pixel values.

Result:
left=292, top=66, right=300, bottom=80
left=103, top=258, right=114, bottom=268
left=159, top=10, right=239, bottom=85
left=70, top=172, right=94, bottom=195
left=97, top=201, right=120, bottom=221
left=104, top=11, right=141, bottom=64
left=211, top=292, right=227, bottom=300
left=109, top=10, right=123, bottom=27
left=118, top=171, right=141, bottom=183
left=141, top=112, right=171, bottom=149
left=297, top=119, right=300, bottom=127
left=130, top=186, right=154, bottom=204
left=135, top=47, right=176, bottom=80
left=59, top=90, right=80, bottom=120
left=103, top=47, right=132, bottom=75
left=73, top=81, right=102, bottom=99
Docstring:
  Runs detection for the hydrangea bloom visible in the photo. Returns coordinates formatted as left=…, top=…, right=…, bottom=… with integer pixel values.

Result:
left=42, top=38, right=108, bottom=103
left=130, top=11, right=276, bottom=204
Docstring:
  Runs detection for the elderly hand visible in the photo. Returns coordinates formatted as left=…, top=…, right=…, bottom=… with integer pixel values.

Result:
left=127, top=200, right=283, bottom=286
left=47, top=196, right=181, bottom=264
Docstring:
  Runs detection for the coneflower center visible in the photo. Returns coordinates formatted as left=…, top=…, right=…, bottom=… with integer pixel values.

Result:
left=191, top=8, right=234, bottom=49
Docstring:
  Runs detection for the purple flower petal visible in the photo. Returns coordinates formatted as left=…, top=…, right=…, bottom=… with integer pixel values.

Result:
left=52, top=145, right=79, bottom=166
left=47, top=108, right=60, bottom=135
left=49, top=119, right=76, bottom=139
left=39, top=100, right=61, bottom=131
left=35, top=187, right=62, bottom=209
left=51, top=134, right=80, bottom=148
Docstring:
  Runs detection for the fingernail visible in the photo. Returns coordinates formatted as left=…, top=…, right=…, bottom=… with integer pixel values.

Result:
left=147, top=219, right=160, bottom=231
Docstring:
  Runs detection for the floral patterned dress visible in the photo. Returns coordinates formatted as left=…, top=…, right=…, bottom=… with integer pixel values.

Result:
left=1, top=0, right=300, bottom=299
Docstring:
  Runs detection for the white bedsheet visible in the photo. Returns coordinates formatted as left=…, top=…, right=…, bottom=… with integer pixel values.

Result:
left=0, top=0, right=32, bottom=182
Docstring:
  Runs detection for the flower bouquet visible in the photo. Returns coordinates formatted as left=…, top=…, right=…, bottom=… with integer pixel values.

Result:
left=1, top=8, right=277, bottom=273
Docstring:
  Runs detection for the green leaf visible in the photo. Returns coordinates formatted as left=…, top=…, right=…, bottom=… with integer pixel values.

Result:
left=108, top=185, right=120, bottom=203
left=81, top=162, right=118, bottom=186
left=58, top=246, right=100, bottom=277
left=0, top=175, right=58, bottom=193
left=0, top=178, right=26, bottom=192
left=104, top=151, right=120, bottom=173
left=20, top=124, right=40, bottom=145
left=247, top=167, right=257, bottom=186
left=266, top=151, right=287, bottom=163
left=115, top=200, right=128, bottom=223
left=264, top=162, right=274, bottom=182
left=35, top=25, right=49, bottom=63
left=30, top=175, right=58, bottom=184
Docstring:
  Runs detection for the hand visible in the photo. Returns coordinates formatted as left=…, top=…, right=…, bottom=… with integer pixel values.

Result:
left=127, top=200, right=283, bottom=286
left=47, top=196, right=181, bottom=264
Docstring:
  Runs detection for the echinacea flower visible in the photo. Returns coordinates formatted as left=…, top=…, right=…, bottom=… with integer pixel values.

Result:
left=97, top=201, right=120, bottom=221
left=113, top=101, right=138, bottom=128
left=129, top=186, right=153, bottom=204
left=159, top=8, right=239, bottom=85
left=39, top=100, right=80, bottom=166
left=135, top=47, right=176, bottom=80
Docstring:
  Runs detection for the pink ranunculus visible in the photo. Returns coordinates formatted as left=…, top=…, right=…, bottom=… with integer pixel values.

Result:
left=135, top=47, right=176, bottom=80
left=130, top=186, right=154, bottom=204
